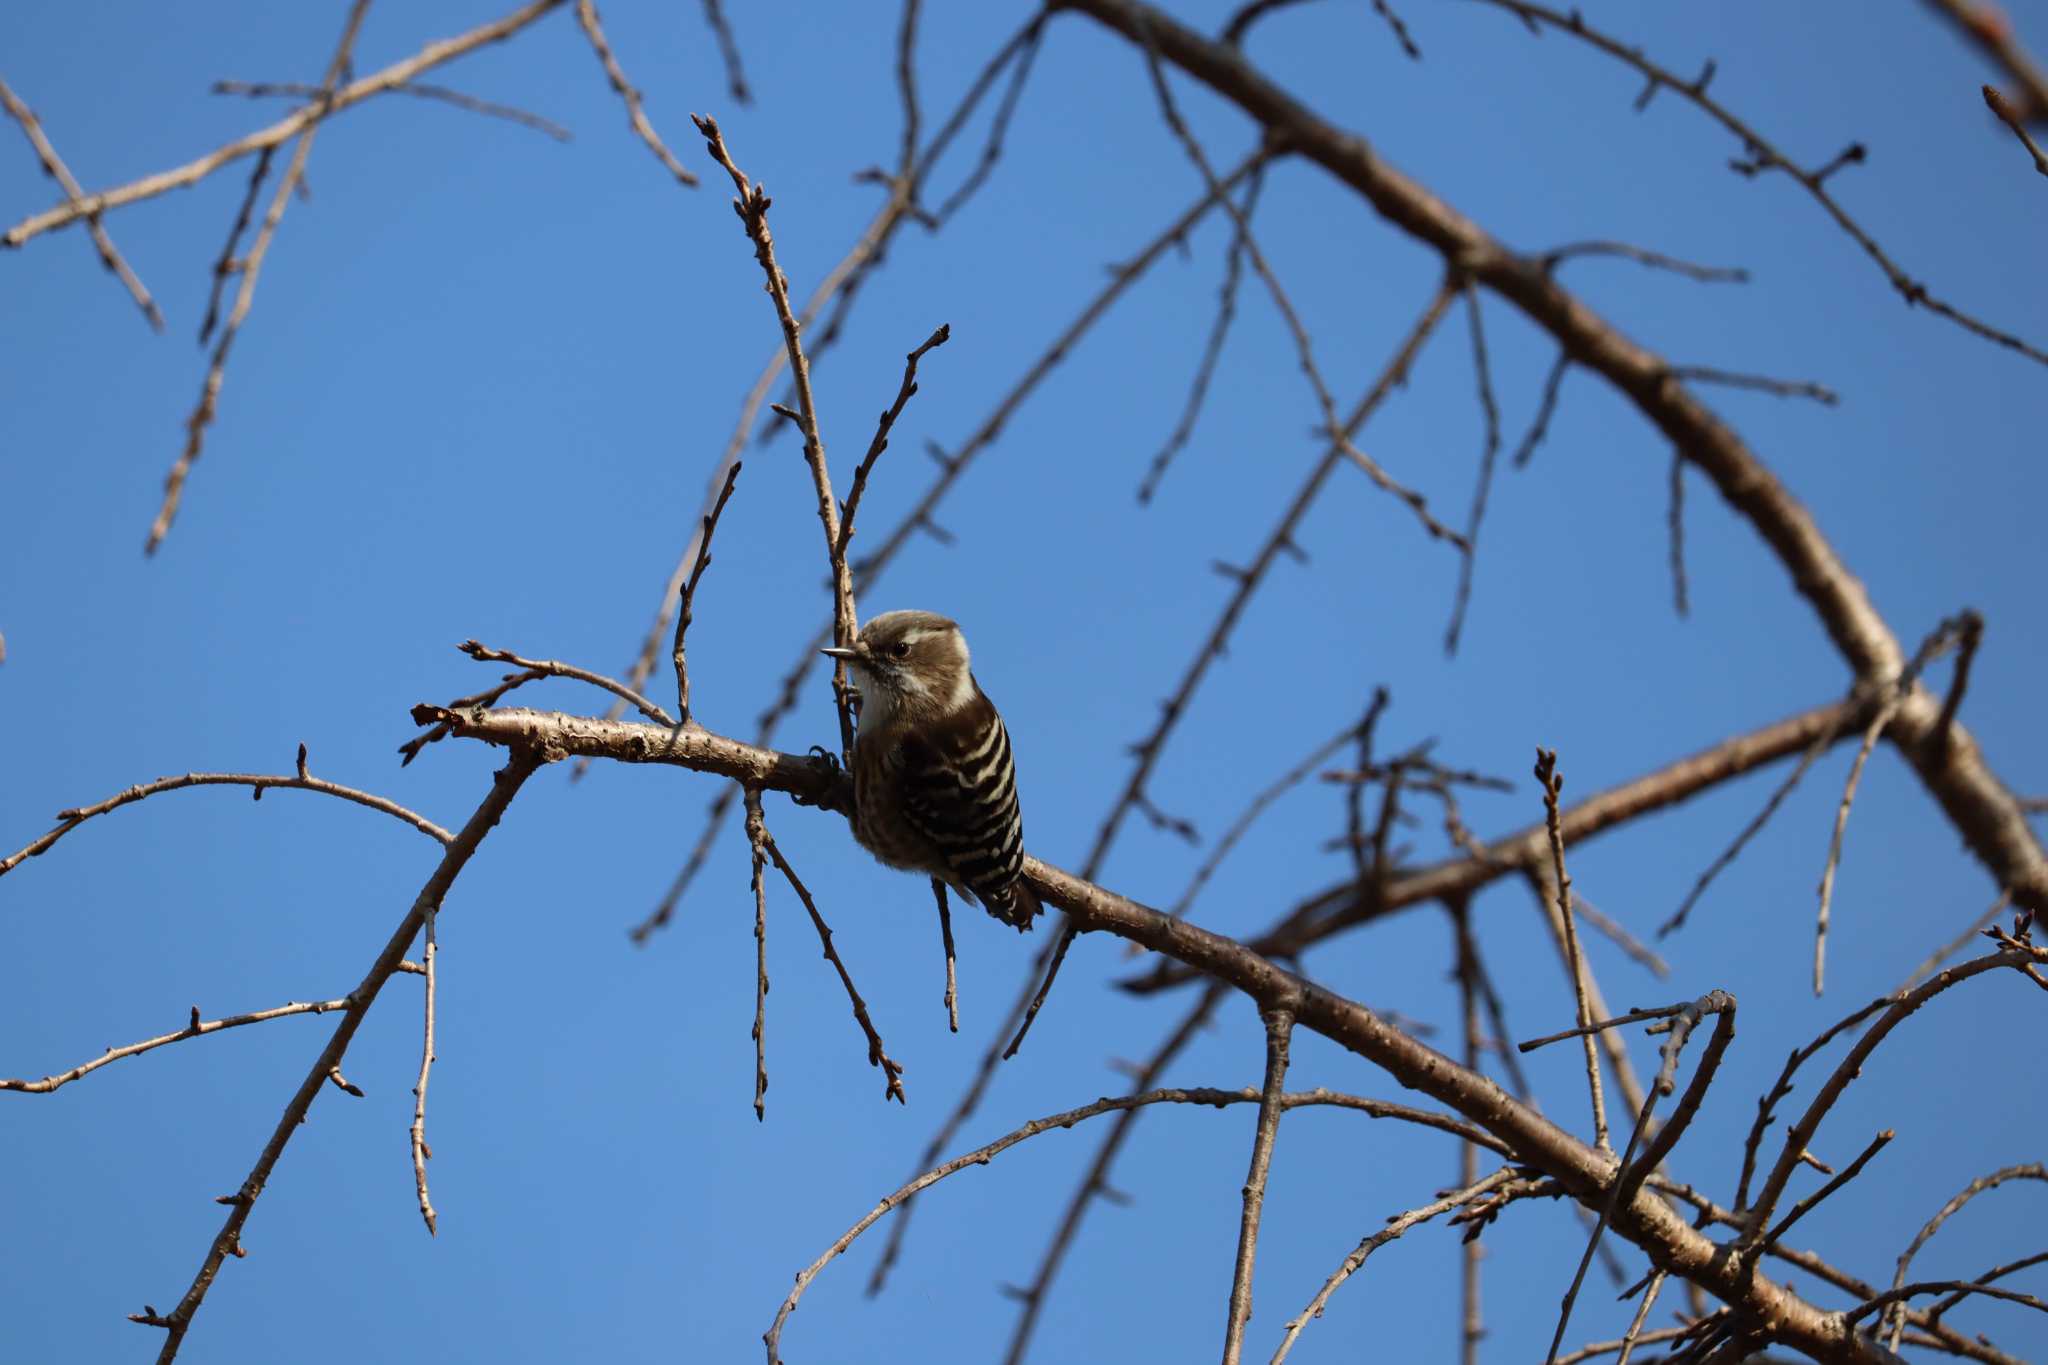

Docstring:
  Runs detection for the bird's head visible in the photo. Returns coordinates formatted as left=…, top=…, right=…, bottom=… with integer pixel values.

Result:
left=821, top=609, right=974, bottom=725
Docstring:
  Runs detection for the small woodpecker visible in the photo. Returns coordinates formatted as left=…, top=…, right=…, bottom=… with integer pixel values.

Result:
left=822, top=610, right=1042, bottom=930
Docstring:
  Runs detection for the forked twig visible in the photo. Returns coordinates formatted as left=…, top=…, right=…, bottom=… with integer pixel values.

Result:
left=756, top=816, right=905, bottom=1104
left=1269, top=1169, right=1520, bottom=1364
left=147, top=0, right=373, bottom=555
left=0, top=77, right=163, bottom=329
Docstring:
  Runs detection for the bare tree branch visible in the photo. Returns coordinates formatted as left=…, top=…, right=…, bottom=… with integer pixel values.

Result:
left=0, top=77, right=163, bottom=329
left=2, top=755, right=452, bottom=875
left=3, top=995, right=353, bottom=1094
left=573, top=0, right=697, bottom=186
left=211, top=78, right=572, bottom=141
left=147, top=0, right=373, bottom=556
left=1223, top=1005, right=1296, bottom=1365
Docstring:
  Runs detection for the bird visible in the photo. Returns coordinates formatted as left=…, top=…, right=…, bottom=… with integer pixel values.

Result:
left=821, top=610, right=1042, bottom=930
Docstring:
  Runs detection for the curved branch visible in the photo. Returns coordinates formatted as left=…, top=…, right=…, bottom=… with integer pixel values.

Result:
left=3, top=996, right=353, bottom=1094
left=429, top=701, right=2012, bottom=1364
left=133, top=749, right=540, bottom=1361
left=2, top=760, right=452, bottom=876
left=4, top=0, right=573, bottom=248
left=765, top=1084, right=1507, bottom=1364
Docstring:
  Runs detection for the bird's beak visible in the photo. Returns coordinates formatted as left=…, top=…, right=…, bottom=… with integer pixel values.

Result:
left=820, top=646, right=858, bottom=661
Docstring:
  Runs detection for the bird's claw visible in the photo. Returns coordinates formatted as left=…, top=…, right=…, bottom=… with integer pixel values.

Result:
left=794, top=744, right=851, bottom=813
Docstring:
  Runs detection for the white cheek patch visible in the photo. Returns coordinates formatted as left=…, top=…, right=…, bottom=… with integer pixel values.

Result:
left=946, top=668, right=976, bottom=711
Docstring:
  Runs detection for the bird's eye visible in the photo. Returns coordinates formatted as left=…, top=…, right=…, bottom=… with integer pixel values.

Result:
left=889, top=642, right=911, bottom=658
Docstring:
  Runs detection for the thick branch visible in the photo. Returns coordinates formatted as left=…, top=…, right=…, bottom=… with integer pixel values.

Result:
left=1052, top=0, right=2048, bottom=918
left=428, top=702, right=1953, bottom=1364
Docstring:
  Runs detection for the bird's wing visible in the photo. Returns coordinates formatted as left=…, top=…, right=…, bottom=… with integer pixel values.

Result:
left=896, top=706, right=1023, bottom=904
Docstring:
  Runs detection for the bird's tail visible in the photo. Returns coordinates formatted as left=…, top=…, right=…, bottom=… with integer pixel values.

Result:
left=985, top=877, right=1042, bottom=932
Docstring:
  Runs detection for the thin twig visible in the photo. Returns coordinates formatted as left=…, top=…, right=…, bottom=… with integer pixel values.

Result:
left=1732, top=994, right=1890, bottom=1215
left=1452, top=900, right=1486, bottom=1365
left=837, top=323, right=952, bottom=560
left=1923, top=0, right=2048, bottom=122
left=1343, top=691, right=1394, bottom=890
left=1016, top=279, right=1458, bottom=1052
left=0, top=77, right=163, bottom=329
left=1740, top=951, right=2030, bottom=1255
left=2, top=759, right=451, bottom=876
left=1882, top=1162, right=2048, bottom=1349
left=1445, top=280, right=1502, bottom=655
left=1900, top=888, right=2012, bottom=989
left=128, top=750, right=540, bottom=1360
left=1138, top=23, right=1468, bottom=549
left=1848, top=1280, right=2048, bottom=1328
left=573, top=0, right=696, bottom=186
left=1983, top=83, right=2048, bottom=175
left=1817, top=616, right=1971, bottom=991
left=1476, top=0, right=2048, bottom=366
left=1669, top=365, right=1838, bottom=406
left=767, top=1085, right=1503, bottom=1365
left=1222, top=1005, right=1295, bottom=1365
left=1137, top=160, right=1267, bottom=504
left=1933, top=609, right=1984, bottom=760
left=629, top=785, right=738, bottom=943
left=1535, top=748, right=1609, bottom=1151
left=931, top=18, right=1046, bottom=226
left=674, top=462, right=744, bottom=725
left=211, top=78, right=572, bottom=141
left=602, top=17, right=1048, bottom=761
left=1518, top=1004, right=1687, bottom=1054
left=1762, top=1129, right=1892, bottom=1248
left=895, top=0, right=924, bottom=192
left=1663, top=458, right=1696, bottom=632
left=460, top=640, right=675, bottom=725
left=146, top=0, right=372, bottom=556
left=6, top=1, right=572, bottom=249
left=409, top=903, right=440, bottom=1235
left=756, top=819, right=905, bottom=1104
left=991, top=983, right=1229, bottom=1356
left=3, top=995, right=353, bottom=1094
left=930, top=879, right=958, bottom=1033
left=1613, top=1270, right=1666, bottom=1365
left=1660, top=699, right=1859, bottom=937
left=1157, top=699, right=1382, bottom=927
left=1539, top=240, right=1749, bottom=284
left=693, top=114, right=861, bottom=758
left=1545, top=992, right=1736, bottom=1364
left=700, top=0, right=752, bottom=105
left=746, top=788, right=769, bottom=1120
left=1512, top=349, right=1571, bottom=468
left=1571, top=895, right=1670, bottom=978
left=199, top=144, right=273, bottom=346
left=1268, top=1169, right=1520, bottom=1365
left=402, top=640, right=676, bottom=766
left=1930, top=1250, right=2048, bottom=1321
left=1131, top=696, right=1870, bottom=993
left=611, top=132, right=1263, bottom=881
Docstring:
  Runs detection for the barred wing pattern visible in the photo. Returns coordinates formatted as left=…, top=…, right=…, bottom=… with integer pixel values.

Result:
left=898, top=692, right=1037, bottom=928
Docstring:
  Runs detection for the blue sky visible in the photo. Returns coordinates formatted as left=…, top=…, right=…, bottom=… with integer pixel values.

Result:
left=3, top=2, right=2045, bottom=1361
